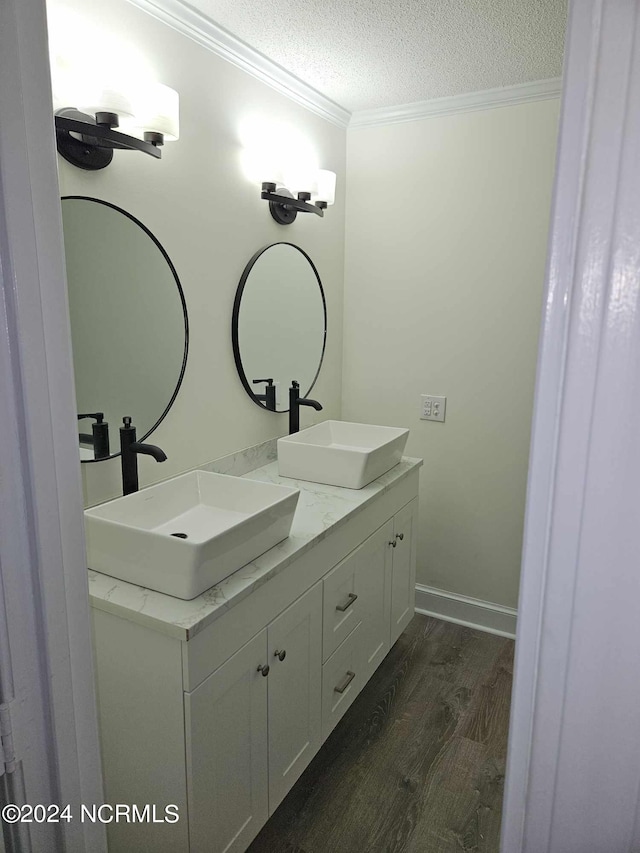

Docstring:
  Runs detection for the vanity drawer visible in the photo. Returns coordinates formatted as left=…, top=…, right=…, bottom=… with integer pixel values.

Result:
left=322, top=550, right=361, bottom=662
left=321, top=623, right=364, bottom=740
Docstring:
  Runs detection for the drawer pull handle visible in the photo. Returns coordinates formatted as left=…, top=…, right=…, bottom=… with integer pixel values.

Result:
left=395, top=532, right=404, bottom=541
left=389, top=540, right=397, bottom=548
left=336, top=592, right=358, bottom=612
left=335, top=670, right=356, bottom=694
left=257, top=664, right=270, bottom=677
left=274, top=649, right=287, bottom=661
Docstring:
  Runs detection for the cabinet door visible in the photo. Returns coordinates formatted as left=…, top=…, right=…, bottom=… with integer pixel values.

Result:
left=391, top=498, right=418, bottom=644
left=185, top=630, right=269, bottom=853
left=267, top=582, right=322, bottom=813
left=355, top=518, right=394, bottom=682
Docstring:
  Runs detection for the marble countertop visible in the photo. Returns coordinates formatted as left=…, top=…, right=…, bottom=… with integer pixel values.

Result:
left=87, top=440, right=422, bottom=642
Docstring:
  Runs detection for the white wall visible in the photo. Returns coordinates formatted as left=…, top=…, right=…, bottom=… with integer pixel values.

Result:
left=343, top=100, right=559, bottom=609
left=50, top=0, right=346, bottom=507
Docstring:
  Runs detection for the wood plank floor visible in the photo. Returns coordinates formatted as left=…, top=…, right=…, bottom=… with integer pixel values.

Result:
left=249, top=615, right=514, bottom=853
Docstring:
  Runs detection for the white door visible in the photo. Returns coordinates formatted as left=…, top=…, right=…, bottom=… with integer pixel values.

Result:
left=355, top=518, right=394, bottom=681
left=390, top=499, right=418, bottom=644
left=267, top=582, right=323, bottom=812
left=185, top=630, right=269, bottom=853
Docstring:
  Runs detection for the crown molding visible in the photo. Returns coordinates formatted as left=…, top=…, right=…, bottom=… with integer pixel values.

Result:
left=349, top=77, right=562, bottom=129
left=121, top=1, right=560, bottom=133
left=125, top=0, right=351, bottom=128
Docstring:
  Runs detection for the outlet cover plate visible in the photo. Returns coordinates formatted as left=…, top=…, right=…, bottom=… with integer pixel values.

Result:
left=420, top=395, right=446, bottom=422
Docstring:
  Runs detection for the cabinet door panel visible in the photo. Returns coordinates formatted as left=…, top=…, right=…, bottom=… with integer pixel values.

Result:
left=185, top=630, right=268, bottom=853
left=268, top=582, right=322, bottom=812
left=355, top=519, right=393, bottom=682
left=391, top=498, right=418, bottom=644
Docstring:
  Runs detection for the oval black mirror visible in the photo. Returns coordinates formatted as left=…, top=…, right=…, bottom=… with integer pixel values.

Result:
left=62, top=197, right=189, bottom=462
left=232, top=243, right=327, bottom=413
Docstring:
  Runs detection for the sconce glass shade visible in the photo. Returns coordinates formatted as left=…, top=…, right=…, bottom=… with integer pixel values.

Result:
left=73, top=84, right=136, bottom=119
left=241, top=149, right=283, bottom=186
left=313, top=170, right=337, bottom=206
left=131, top=84, right=180, bottom=141
left=281, top=161, right=318, bottom=197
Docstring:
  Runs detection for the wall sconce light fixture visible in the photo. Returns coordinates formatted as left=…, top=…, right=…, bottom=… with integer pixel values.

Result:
left=261, top=169, right=337, bottom=225
left=54, top=83, right=179, bottom=171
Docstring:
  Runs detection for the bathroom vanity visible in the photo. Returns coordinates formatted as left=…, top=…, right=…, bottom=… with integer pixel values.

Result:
left=88, top=440, right=421, bottom=852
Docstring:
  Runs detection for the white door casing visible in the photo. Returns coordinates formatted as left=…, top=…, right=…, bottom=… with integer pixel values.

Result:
left=0, top=0, right=106, bottom=850
left=503, top=1, right=640, bottom=851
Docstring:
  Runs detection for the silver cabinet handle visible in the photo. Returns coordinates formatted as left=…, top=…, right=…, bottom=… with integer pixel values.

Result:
left=257, top=664, right=270, bottom=677
left=389, top=540, right=397, bottom=548
left=274, top=649, right=286, bottom=661
left=336, top=592, right=358, bottom=612
left=334, top=670, right=356, bottom=694
left=395, top=532, right=404, bottom=541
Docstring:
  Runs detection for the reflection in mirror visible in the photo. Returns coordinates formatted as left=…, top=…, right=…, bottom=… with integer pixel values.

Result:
left=62, top=197, right=188, bottom=462
left=232, top=243, right=326, bottom=412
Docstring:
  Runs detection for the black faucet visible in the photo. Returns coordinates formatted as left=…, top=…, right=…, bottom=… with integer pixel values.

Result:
left=77, top=412, right=110, bottom=459
left=119, top=416, right=167, bottom=495
left=252, top=378, right=277, bottom=412
left=289, top=380, right=322, bottom=434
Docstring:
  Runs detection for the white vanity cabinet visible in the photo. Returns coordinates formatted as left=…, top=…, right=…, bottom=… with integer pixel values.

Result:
left=185, top=583, right=322, bottom=853
left=90, top=460, right=420, bottom=853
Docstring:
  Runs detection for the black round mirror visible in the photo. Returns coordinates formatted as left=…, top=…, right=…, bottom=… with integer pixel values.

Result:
left=61, top=197, right=189, bottom=462
left=232, top=243, right=327, bottom=413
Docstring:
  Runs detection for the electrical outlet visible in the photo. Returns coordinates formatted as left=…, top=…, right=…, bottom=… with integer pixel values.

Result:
left=420, top=395, right=446, bottom=422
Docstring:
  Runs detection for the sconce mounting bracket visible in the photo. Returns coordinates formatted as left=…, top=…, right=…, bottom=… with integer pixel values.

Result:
left=261, top=183, right=325, bottom=225
left=55, top=109, right=162, bottom=171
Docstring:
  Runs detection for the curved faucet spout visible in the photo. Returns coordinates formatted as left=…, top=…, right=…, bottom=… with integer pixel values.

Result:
left=299, top=398, right=323, bottom=411
left=129, top=442, right=168, bottom=463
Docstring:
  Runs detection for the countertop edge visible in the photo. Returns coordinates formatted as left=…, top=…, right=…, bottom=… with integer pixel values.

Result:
left=88, top=454, right=423, bottom=642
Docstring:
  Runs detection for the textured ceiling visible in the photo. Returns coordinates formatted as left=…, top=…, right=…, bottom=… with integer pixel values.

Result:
left=189, top=0, right=567, bottom=112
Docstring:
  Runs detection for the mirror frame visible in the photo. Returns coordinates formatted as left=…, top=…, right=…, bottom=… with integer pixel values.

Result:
left=62, top=195, right=189, bottom=463
left=231, top=242, right=327, bottom=413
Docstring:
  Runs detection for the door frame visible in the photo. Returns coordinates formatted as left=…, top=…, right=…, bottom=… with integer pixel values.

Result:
left=502, top=1, right=640, bottom=850
left=0, top=0, right=105, bottom=850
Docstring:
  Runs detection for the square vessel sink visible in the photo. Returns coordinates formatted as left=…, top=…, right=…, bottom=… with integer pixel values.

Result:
left=84, top=471, right=300, bottom=600
left=277, top=420, right=409, bottom=489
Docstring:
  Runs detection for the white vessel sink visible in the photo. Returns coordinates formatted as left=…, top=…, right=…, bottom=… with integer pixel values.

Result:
left=278, top=420, right=409, bottom=489
left=84, top=471, right=300, bottom=600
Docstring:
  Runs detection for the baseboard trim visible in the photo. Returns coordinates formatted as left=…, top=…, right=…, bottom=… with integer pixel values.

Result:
left=415, top=584, right=517, bottom=639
